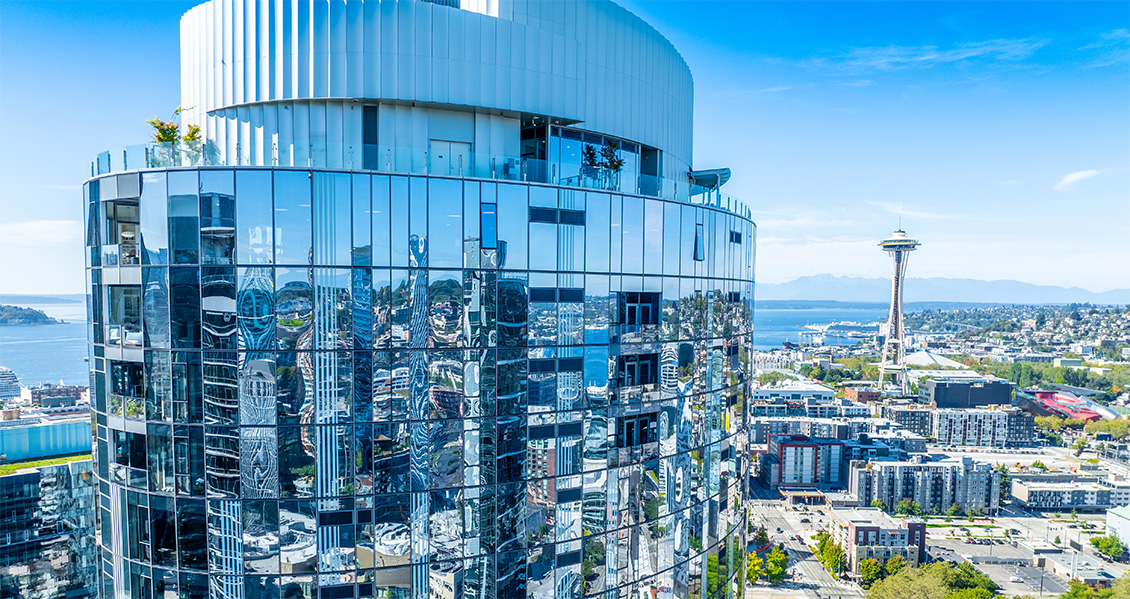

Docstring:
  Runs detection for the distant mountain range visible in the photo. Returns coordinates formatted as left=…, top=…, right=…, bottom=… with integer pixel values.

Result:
left=757, top=275, right=1130, bottom=305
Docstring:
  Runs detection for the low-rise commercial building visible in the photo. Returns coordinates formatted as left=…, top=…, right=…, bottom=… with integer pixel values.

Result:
left=849, top=456, right=1001, bottom=515
left=19, top=383, right=86, bottom=408
left=1045, top=552, right=1116, bottom=587
left=845, top=388, right=881, bottom=403
left=918, top=375, right=1012, bottom=409
left=1011, top=480, right=1112, bottom=511
left=828, top=507, right=927, bottom=573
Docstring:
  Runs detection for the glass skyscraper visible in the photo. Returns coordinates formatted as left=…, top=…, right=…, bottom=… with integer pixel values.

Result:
left=84, top=1, right=755, bottom=598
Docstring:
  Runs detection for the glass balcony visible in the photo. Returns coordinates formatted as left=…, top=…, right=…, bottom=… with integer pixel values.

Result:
left=92, top=140, right=750, bottom=219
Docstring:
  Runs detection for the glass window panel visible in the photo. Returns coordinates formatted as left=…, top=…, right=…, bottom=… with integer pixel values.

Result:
left=279, top=500, right=318, bottom=573
left=609, top=195, right=622, bottom=273
left=528, top=222, right=557, bottom=271
left=170, top=267, right=201, bottom=349
left=200, top=170, right=235, bottom=265
left=390, top=177, right=409, bottom=267
left=279, top=426, right=315, bottom=498
left=177, top=498, right=207, bottom=570
left=428, top=178, right=463, bottom=268
left=463, top=181, right=480, bottom=268
left=372, top=175, right=391, bottom=268
left=238, top=266, right=276, bottom=351
left=644, top=199, right=663, bottom=274
left=146, top=350, right=172, bottom=422
left=352, top=174, right=372, bottom=266
left=141, top=172, right=168, bottom=264
left=275, top=267, right=313, bottom=351
left=147, top=422, right=175, bottom=493
left=312, top=172, right=352, bottom=266
left=585, top=193, right=610, bottom=273
left=428, top=270, right=463, bottom=348
left=151, top=494, right=178, bottom=568
left=243, top=500, right=280, bottom=575
left=168, top=170, right=199, bottom=265
left=621, top=196, right=643, bottom=274
left=143, top=267, right=170, bottom=348
left=497, top=184, right=527, bottom=270
left=662, top=203, right=680, bottom=277
left=275, top=351, right=309, bottom=426
left=202, top=267, right=237, bottom=350
left=274, top=171, right=312, bottom=265
left=236, top=170, right=274, bottom=265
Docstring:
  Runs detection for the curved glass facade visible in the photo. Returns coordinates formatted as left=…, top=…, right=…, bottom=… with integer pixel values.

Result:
left=85, top=168, right=754, bottom=599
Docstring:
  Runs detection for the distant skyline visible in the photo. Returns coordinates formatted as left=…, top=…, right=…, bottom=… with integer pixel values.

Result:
left=1, top=0, right=1127, bottom=294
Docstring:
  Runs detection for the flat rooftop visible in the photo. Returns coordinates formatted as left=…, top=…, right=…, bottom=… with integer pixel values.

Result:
left=831, top=507, right=908, bottom=530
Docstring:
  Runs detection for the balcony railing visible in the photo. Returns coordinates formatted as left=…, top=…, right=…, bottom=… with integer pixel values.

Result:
left=93, top=141, right=750, bottom=219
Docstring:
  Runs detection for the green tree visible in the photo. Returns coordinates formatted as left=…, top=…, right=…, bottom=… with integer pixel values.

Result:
left=885, top=555, right=907, bottom=577
left=1054, top=535, right=1061, bottom=545
left=946, top=503, right=962, bottom=517
left=822, top=542, right=846, bottom=577
left=896, top=498, right=922, bottom=515
left=947, top=589, right=994, bottom=599
left=766, top=545, right=790, bottom=585
left=754, top=527, right=770, bottom=548
left=871, top=498, right=886, bottom=510
left=860, top=558, right=882, bottom=588
left=745, top=552, right=764, bottom=585
left=1090, top=535, right=1125, bottom=559
left=998, top=464, right=1011, bottom=500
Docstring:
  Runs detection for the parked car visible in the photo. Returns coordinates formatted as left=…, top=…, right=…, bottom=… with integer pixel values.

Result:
left=1010, top=576, right=1024, bottom=583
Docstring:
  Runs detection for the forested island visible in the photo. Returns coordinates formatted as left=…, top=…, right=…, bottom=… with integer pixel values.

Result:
left=0, top=305, right=62, bottom=325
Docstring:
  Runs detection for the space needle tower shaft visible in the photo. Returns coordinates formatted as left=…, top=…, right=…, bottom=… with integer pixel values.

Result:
left=878, top=229, right=921, bottom=394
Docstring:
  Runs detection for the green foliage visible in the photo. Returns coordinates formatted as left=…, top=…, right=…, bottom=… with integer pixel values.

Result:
left=0, top=304, right=59, bottom=324
left=1090, top=534, right=1125, bottom=559
left=766, top=545, right=790, bottom=584
left=0, top=452, right=91, bottom=476
left=757, top=371, right=797, bottom=386
left=1087, top=419, right=1130, bottom=440
left=871, top=498, right=886, bottom=510
left=861, top=558, right=883, bottom=588
left=1030, top=460, right=1048, bottom=471
left=1054, top=535, right=1061, bottom=545
left=884, top=555, right=907, bottom=577
left=946, top=589, right=994, bottom=599
left=753, top=527, right=770, bottom=548
left=946, top=503, right=963, bottom=517
left=745, top=553, right=764, bottom=584
left=643, top=496, right=660, bottom=521
left=1061, top=581, right=1114, bottom=599
left=821, top=542, right=846, bottom=577
left=896, top=498, right=922, bottom=515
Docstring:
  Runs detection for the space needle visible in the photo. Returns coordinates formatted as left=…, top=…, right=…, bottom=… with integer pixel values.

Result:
left=877, top=229, right=921, bottom=394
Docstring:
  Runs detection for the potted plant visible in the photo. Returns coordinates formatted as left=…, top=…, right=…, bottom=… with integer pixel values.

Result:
left=601, top=140, right=624, bottom=190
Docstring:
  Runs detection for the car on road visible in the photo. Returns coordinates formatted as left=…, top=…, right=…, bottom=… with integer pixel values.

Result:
left=800, top=518, right=810, bottom=523
left=1010, top=576, right=1023, bottom=583
left=796, top=535, right=803, bottom=542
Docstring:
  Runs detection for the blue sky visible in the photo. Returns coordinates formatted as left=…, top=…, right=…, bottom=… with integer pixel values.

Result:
left=1, top=0, right=1127, bottom=294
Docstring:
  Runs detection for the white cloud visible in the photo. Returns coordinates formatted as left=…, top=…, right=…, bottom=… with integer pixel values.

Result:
left=0, top=220, right=83, bottom=246
left=1054, top=169, right=1103, bottom=191
left=1000, top=179, right=1021, bottom=187
left=818, top=38, right=1048, bottom=74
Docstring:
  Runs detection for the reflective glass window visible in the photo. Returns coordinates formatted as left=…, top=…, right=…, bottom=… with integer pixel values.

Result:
left=274, top=171, right=312, bottom=265
left=200, top=170, right=235, bottom=265
left=428, top=178, right=463, bottom=268
left=497, top=184, right=527, bottom=270
left=312, top=172, right=351, bottom=266
left=352, top=174, right=372, bottom=266
left=168, top=170, right=199, bottom=265
left=372, top=175, right=391, bottom=267
left=236, top=170, right=274, bottom=265
left=141, top=172, right=168, bottom=264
